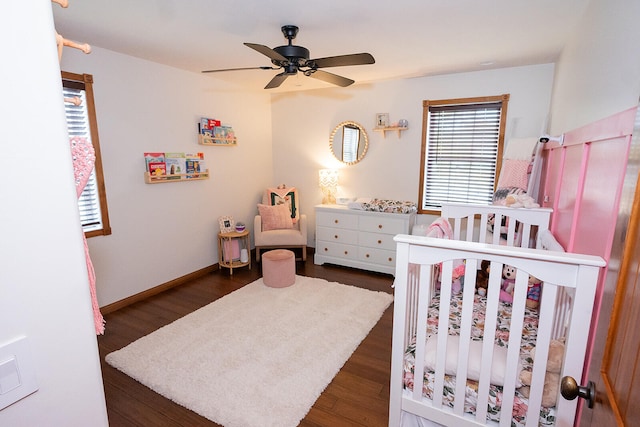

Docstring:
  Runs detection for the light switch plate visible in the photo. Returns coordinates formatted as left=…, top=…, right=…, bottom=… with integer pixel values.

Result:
left=0, top=336, right=38, bottom=410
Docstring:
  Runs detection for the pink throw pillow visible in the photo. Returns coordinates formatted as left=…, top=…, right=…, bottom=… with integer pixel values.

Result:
left=258, top=203, right=294, bottom=231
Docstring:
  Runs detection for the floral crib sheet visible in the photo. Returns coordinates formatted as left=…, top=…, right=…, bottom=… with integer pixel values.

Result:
left=403, top=292, right=556, bottom=426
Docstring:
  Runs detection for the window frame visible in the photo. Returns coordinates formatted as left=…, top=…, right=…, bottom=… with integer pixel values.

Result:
left=62, top=71, right=111, bottom=238
left=418, top=94, right=509, bottom=215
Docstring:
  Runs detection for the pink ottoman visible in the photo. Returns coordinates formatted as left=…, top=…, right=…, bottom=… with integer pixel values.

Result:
left=262, top=249, right=296, bottom=288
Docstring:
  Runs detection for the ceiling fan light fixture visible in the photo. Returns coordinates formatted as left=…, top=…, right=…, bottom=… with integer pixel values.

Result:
left=202, top=25, right=375, bottom=89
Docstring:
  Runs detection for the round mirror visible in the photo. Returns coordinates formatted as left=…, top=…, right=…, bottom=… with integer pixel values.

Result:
left=329, top=121, right=369, bottom=165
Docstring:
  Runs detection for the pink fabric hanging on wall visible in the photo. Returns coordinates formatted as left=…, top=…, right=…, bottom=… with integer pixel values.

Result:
left=70, top=136, right=105, bottom=335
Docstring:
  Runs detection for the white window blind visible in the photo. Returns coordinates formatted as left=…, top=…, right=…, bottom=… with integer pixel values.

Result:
left=421, top=101, right=503, bottom=210
left=62, top=84, right=103, bottom=232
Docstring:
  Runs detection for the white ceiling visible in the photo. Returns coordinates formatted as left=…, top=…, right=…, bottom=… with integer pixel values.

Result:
left=52, top=0, right=590, bottom=93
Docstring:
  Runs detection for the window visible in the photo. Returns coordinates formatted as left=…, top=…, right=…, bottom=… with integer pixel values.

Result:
left=62, top=71, right=111, bottom=237
left=418, top=95, right=509, bottom=214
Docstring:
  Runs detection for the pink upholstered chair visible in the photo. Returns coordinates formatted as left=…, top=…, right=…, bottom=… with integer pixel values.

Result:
left=254, top=186, right=307, bottom=262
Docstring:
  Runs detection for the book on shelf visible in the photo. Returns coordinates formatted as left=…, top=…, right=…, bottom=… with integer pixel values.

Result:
left=185, top=153, right=205, bottom=178
left=165, top=152, right=186, bottom=179
left=200, top=117, right=221, bottom=134
left=148, top=161, right=166, bottom=177
left=144, top=152, right=165, bottom=172
left=213, top=126, right=235, bottom=142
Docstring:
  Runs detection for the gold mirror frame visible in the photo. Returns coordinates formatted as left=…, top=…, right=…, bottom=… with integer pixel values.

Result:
left=329, top=121, right=369, bottom=166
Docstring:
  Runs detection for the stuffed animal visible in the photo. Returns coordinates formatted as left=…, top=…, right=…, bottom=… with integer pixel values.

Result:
left=519, top=339, right=565, bottom=407
left=434, top=260, right=465, bottom=294
left=500, top=265, right=517, bottom=302
left=452, top=263, right=465, bottom=294
left=526, top=275, right=542, bottom=309
left=476, top=260, right=490, bottom=296
left=505, top=193, right=540, bottom=209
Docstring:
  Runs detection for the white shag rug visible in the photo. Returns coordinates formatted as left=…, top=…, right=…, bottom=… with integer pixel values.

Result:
left=106, top=275, right=393, bottom=427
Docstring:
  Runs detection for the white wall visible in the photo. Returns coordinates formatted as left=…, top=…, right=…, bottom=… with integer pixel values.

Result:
left=550, top=0, right=640, bottom=132
left=60, top=46, right=274, bottom=306
left=270, top=64, right=555, bottom=239
left=0, top=3, right=108, bottom=426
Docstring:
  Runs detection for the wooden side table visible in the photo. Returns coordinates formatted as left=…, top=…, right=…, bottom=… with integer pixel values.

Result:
left=218, top=230, right=251, bottom=275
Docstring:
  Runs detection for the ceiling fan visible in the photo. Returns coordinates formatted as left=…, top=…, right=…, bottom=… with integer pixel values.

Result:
left=202, top=25, right=375, bottom=89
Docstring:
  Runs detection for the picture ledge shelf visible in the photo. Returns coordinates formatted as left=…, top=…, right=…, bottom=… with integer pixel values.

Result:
left=198, top=134, right=237, bottom=146
left=144, top=170, right=210, bottom=184
left=373, top=126, right=408, bottom=138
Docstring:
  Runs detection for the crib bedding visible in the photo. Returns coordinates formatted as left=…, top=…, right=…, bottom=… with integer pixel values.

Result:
left=402, top=290, right=556, bottom=426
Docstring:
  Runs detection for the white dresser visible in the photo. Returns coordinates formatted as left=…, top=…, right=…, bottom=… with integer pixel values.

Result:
left=314, top=204, right=415, bottom=275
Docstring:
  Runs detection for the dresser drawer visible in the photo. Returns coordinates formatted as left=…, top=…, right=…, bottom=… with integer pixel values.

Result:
left=358, top=247, right=396, bottom=267
left=358, top=231, right=396, bottom=251
left=359, top=215, right=408, bottom=235
left=316, top=241, right=358, bottom=260
left=317, top=226, right=358, bottom=245
left=316, top=211, right=358, bottom=230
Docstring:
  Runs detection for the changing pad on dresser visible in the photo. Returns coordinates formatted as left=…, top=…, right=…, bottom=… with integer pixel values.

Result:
left=347, top=198, right=418, bottom=214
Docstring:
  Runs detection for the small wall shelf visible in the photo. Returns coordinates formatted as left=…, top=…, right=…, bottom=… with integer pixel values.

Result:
left=144, top=170, right=210, bottom=184
left=198, top=134, right=237, bottom=146
left=373, top=126, right=408, bottom=138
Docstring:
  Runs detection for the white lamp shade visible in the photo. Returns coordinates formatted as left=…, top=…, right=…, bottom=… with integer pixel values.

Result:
left=319, top=169, right=338, bottom=188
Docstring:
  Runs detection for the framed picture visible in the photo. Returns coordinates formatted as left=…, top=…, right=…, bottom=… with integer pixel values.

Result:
left=375, top=113, right=389, bottom=128
left=219, top=216, right=235, bottom=233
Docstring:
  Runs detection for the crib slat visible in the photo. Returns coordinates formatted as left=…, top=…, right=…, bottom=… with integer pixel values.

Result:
left=479, top=213, right=489, bottom=243
left=492, top=214, right=503, bottom=245
left=519, top=223, right=532, bottom=248
left=464, top=216, right=474, bottom=242
left=452, top=260, right=478, bottom=415
left=499, top=271, right=528, bottom=427
left=412, top=263, right=433, bottom=402
left=474, top=261, right=503, bottom=422
left=432, top=260, right=454, bottom=407
left=506, top=214, right=517, bottom=245
left=524, top=283, right=558, bottom=426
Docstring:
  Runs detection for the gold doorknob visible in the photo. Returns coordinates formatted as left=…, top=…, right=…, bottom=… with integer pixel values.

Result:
left=561, top=376, right=596, bottom=408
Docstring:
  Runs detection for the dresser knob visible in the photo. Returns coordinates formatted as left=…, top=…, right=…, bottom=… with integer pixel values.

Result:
left=334, top=219, right=339, bottom=224
left=324, top=247, right=328, bottom=252
left=378, top=224, right=383, bottom=229
left=377, top=239, right=382, bottom=244
left=344, top=251, right=348, bottom=255
left=366, top=254, right=370, bottom=258
left=388, top=257, right=393, bottom=262
left=334, top=235, right=338, bottom=239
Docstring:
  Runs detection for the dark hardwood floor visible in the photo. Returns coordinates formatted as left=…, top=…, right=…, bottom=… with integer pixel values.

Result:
left=98, top=253, right=395, bottom=427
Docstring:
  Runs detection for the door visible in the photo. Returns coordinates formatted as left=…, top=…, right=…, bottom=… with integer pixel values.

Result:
left=578, top=170, right=640, bottom=426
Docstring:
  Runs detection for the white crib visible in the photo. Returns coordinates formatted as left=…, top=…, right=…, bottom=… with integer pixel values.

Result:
left=389, top=204, right=605, bottom=427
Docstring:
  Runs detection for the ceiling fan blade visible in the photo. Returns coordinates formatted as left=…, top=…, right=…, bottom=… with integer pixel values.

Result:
left=244, top=43, right=288, bottom=62
left=265, top=72, right=289, bottom=89
left=312, top=53, right=375, bottom=68
left=202, top=66, right=277, bottom=73
left=307, top=70, right=354, bottom=87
